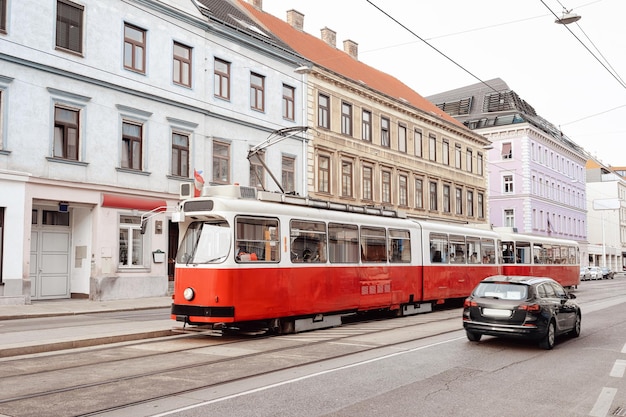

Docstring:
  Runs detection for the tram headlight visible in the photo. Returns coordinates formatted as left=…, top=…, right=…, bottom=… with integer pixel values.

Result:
left=183, top=287, right=195, bottom=301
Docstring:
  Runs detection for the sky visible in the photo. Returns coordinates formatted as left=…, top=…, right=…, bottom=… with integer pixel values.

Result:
left=262, top=0, right=626, bottom=167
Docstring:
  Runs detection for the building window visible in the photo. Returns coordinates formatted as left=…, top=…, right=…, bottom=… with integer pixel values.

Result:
left=429, top=181, right=438, bottom=211
left=504, top=209, right=514, bottom=228
left=477, top=192, right=484, bottom=218
left=455, top=144, right=462, bottom=169
left=381, top=169, right=391, bottom=204
left=121, top=121, right=142, bottom=170
left=381, top=117, right=390, bottom=147
left=318, top=93, right=330, bottom=129
left=341, top=102, right=352, bottom=136
left=414, top=129, right=423, bottom=158
left=443, top=184, right=451, bottom=213
left=0, top=0, right=6, bottom=33
left=212, top=141, right=230, bottom=184
left=56, top=0, right=83, bottom=54
left=53, top=106, right=79, bottom=160
left=363, top=165, right=373, bottom=200
left=341, top=160, right=353, bottom=197
left=415, top=178, right=423, bottom=209
left=466, top=149, right=473, bottom=173
left=362, top=110, right=372, bottom=141
left=467, top=190, right=474, bottom=217
left=455, top=187, right=462, bottom=215
left=173, top=42, right=192, bottom=87
left=249, top=150, right=265, bottom=189
left=429, top=134, right=436, bottom=161
left=318, top=154, right=330, bottom=193
left=398, top=174, right=408, bottom=206
left=119, top=215, right=143, bottom=267
left=282, top=156, right=295, bottom=192
left=504, top=174, right=514, bottom=193
left=214, top=58, right=230, bottom=100
left=442, top=140, right=449, bottom=165
left=250, top=72, right=265, bottom=111
left=282, top=84, right=295, bottom=120
left=398, top=123, right=407, bottom=153
left=477, top=152, right=483, bottom=176
left=502, top=142, right=512, bottom=159
left=123, top=23, right=146, bottom=73
left=171, top=132, right=189, bottom=177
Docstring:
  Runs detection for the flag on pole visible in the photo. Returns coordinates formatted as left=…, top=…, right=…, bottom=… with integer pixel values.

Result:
left=193, top=169, right=204, bottom=197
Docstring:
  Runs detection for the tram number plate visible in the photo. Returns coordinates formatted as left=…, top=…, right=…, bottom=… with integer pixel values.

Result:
left=482, top=308, right=511, bottom=318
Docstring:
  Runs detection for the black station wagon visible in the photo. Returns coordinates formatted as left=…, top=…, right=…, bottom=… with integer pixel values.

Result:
left=462, top=275, right=581, bottom=349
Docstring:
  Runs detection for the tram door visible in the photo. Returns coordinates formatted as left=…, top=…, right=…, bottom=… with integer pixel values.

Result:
left=29, top=208, right=71, bottom=299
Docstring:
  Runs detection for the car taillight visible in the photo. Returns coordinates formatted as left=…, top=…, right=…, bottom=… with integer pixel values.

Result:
left=519, top=303, right=541, bottom=312
left=464, top=299, right=478, bottom=308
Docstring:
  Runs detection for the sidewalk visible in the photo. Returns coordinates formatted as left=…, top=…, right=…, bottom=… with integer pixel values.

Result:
left=0, top=295, right=171, bottom=320
left=0, top=296, right=175, bottom=359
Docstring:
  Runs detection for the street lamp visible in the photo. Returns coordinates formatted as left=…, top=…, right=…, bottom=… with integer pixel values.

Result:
left=555, top=9, right=581, bottom=25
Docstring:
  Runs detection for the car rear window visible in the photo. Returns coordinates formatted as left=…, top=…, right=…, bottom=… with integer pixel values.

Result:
left=473, top=282, right=528, bottom=300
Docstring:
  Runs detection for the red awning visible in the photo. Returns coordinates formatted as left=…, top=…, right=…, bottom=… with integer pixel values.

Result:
left=101, top=193, right=167, bottom=212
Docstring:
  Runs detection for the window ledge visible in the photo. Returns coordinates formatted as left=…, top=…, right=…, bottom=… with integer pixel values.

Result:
left=116, top=167, right=151, bottom=176
left=46, top=157, right=89, bottom=167
left=0, top=150, right=11, bottom=156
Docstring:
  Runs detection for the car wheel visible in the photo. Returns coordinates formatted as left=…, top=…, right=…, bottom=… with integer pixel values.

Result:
left=570, top=314, right=581, bottom=338
left=466, top=330, right=482, bottom=342
left=539, top=321, right=556, bottom=350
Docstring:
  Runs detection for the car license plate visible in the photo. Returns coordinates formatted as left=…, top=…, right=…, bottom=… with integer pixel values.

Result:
left=482, top=308, right=511, bottom=318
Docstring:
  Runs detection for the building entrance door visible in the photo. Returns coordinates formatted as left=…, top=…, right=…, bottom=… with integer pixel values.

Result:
left=30, top=207, right=71, bottom=300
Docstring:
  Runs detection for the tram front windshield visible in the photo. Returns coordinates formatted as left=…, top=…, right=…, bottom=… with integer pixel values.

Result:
left=176, top=221, right=230, bottom=264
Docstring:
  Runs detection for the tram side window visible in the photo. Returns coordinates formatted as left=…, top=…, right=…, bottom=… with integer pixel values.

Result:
left=501, top=241, right=515, bottom=264
left=554, top=246, right=566, bottom=264
left=466, top=237, right=481, bottom=264
left=361, top=226, right=387, bottom=262
left=290, top=220, right=327, bottom=263
left=516, top=241, right=531, bottom=264
left=235, top=216, right=279, bottom=262
left=449, top=234, right=466, bottom=263
left=430, top=233, right=448, bottom=263
left=568, top=246, right=578, bottom=264
left=532, top=244, right=543, bottom=264
left=481, top=238, right=496, bottom=264
left=389, top=229, right=411, bottom=263
left=534, top=244, right=551, bottom=264
left=329, top=223, right=359, bottom=263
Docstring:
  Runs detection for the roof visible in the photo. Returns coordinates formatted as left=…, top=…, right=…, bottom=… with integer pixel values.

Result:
left=238, top=1, right=464, bottom=128
left=427, top=78, right=587, bottom=157
left=481, top=275, right=554, bottom=285
left=195, top=0, right=295, bottom=53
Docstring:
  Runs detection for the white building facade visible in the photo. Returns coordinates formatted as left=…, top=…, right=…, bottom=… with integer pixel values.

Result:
left=0, top=0, right=307, bottom=303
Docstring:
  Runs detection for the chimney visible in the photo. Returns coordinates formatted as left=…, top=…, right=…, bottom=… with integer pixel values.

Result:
left=248, top=0, right=263, bottom=9
left=287, top=9, right=304, bottom=31
left=343, top=39, right=358, bottom=59
left=321, top=27, right=336, bottom=48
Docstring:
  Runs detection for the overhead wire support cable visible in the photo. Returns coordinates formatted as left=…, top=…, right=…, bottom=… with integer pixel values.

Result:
left=540, top=0, right=626, bottom=90
left=365, top=0, right=499, bottom=93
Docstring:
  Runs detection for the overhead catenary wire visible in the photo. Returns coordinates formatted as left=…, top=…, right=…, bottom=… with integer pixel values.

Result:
left=540, top=0, right=626, bottom=90
left=365, top=0, right=500, bottom=94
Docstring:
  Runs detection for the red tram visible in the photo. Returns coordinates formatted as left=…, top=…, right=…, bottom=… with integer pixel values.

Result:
left=171, top=185, right=579, bottom=333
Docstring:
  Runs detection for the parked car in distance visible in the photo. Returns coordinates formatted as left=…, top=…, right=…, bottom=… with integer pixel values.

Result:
left=463, top=275, right=581, bottom=350
left=588, top=266, right=602, bottom=280
left=579, top=267, right=591, bottom=281
left=600, top=267, right=614, bottom=279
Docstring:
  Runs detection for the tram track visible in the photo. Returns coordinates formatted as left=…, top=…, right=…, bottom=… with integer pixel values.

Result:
left=0, top=308, right=462, bottom=417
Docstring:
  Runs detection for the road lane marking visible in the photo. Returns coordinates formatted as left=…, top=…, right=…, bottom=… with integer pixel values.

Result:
left=149, top=335, right=466, bottom=416
left=589, top=387, right=617, bottom=417
left=610, top=359, right=626, bottom=378
left=622, top=342, right=626, bottom=354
